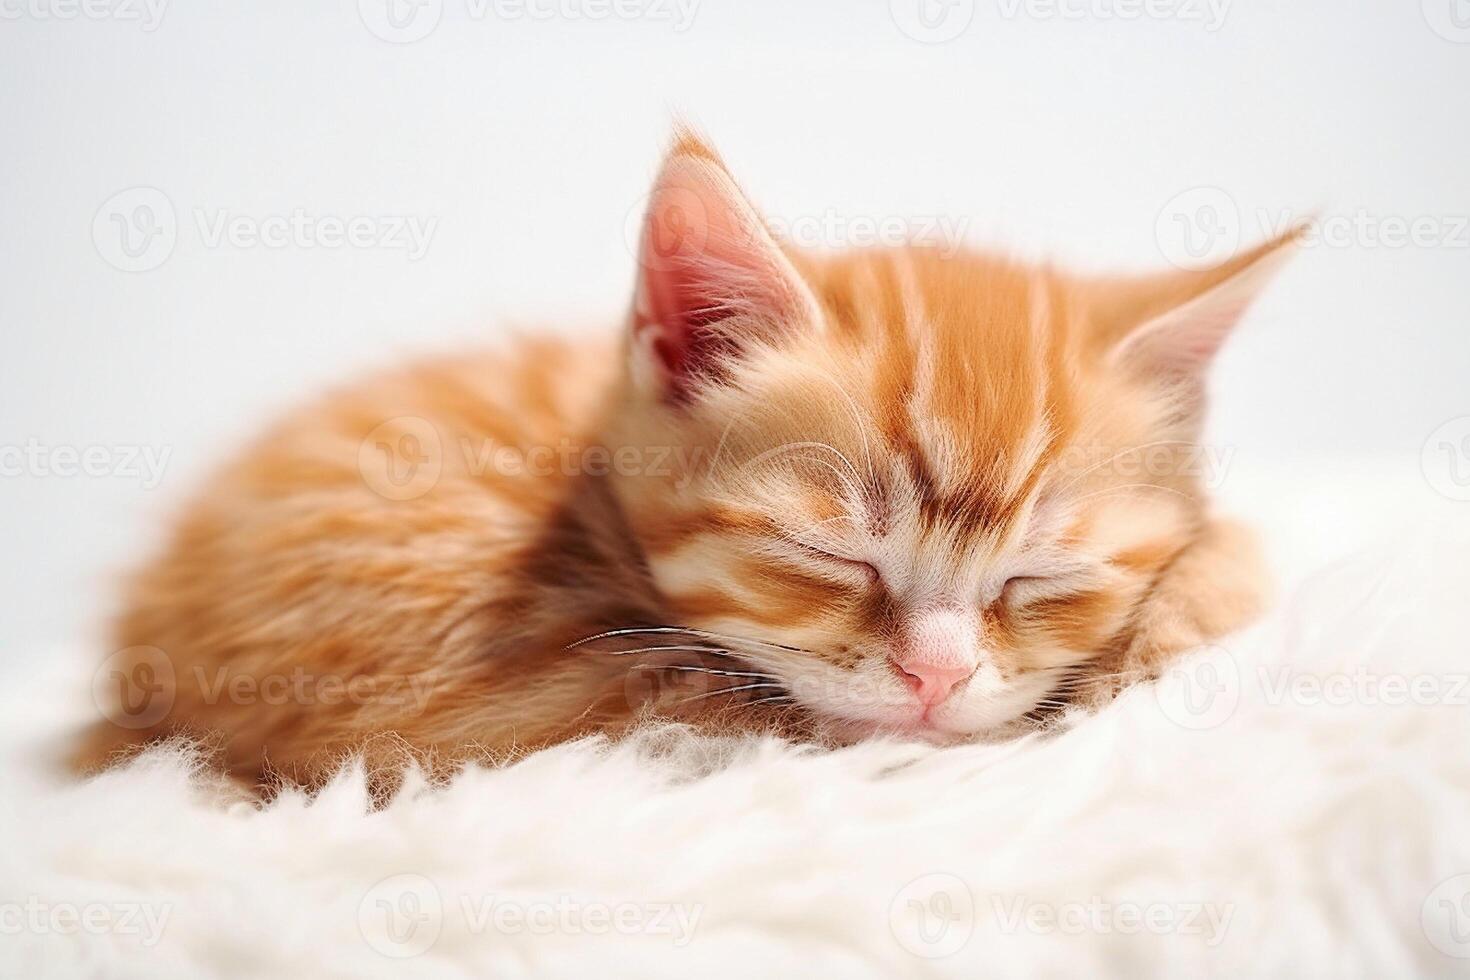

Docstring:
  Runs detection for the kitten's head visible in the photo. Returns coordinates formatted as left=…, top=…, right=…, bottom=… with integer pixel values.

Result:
left=604, top=130, right=1297, bottom=739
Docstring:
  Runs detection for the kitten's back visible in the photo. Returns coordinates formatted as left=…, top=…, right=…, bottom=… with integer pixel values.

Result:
left=77, top=332, right=642, bottom=783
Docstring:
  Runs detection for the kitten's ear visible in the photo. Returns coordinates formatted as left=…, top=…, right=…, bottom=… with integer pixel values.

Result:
left=629, top=129, right=821, bottom=401
left=1091, top=226, right=1306, bottom=383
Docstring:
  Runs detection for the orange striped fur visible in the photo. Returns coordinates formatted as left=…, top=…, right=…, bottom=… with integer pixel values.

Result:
left=77, top=132, right=1297, bottom=788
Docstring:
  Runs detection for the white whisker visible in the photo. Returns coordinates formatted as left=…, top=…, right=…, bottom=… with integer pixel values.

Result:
left=679, top=682, right=786, bottom=705
left=585, top=644, right=735, bottom=658
left=631, top=664, right=777, bottom=680
left=566, top=626, right=810, bottom=654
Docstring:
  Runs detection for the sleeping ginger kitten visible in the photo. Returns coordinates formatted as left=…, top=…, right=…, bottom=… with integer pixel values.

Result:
left=79, top=131, right=1296, bottom=788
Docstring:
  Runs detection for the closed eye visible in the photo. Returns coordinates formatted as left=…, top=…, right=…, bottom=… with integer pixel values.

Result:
left=999, top=575, right=1050, bottom=605
left=995, top=553, right=1108, bottom=606
left=786, top=540, right=881, bottom=585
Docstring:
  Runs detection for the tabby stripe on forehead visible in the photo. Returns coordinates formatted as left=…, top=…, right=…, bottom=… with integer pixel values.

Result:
left=862, top=251, right=1060, bottom=537
left=859, top=254, right=938, bottom=523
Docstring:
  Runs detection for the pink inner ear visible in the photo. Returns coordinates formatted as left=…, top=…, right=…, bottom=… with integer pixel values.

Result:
left=632, top=154, right=813, bottom=400
left=1121, top=295, right=1249, bottom=377
left=634, top=197, right=739, bottom=391
left=1106, top=226, right=1302, bottom=383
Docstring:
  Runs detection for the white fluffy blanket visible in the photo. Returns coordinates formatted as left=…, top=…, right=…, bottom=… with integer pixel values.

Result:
left=4, top=469, right=1469, bottom=978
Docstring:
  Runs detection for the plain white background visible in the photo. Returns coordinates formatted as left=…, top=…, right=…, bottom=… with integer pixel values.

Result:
left=2, top=0, right=1468, bottom=660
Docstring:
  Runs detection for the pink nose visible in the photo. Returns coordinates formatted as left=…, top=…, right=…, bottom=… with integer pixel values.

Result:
left=892, top=658, right=973, bottom=706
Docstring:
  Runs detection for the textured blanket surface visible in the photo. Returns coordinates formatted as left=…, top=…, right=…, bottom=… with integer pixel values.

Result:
left=3, top=464, right=1469, bottom=979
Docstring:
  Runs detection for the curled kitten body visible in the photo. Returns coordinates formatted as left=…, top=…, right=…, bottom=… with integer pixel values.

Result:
left=77, top=131, right=1298, bottom=787
left=1071, top=515, right=1270, bottom=707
